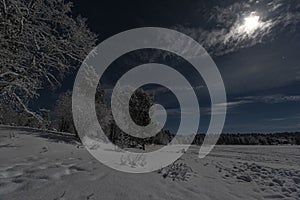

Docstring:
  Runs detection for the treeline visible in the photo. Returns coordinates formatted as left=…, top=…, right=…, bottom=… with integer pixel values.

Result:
left=2, top=89, right=300, bottom=146
left=192, top=133, right=300, bottom=145
left=112, top=132, right=300, bottom=147
left=0, top=86, right=175, bottom=148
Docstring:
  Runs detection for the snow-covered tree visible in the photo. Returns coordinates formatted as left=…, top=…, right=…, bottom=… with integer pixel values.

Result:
left=110, top=85, right=155, bottom=149
left=54, top=87, right=109, bottom=137
left=129, top=88, right=153, bottom=127
left=54, top=91, right=75, bottom=134
left=0, top=0, right=97, bottom=125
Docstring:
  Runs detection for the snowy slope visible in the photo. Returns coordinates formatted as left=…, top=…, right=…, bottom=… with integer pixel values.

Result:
left=0, top=127, right=299, bottom=200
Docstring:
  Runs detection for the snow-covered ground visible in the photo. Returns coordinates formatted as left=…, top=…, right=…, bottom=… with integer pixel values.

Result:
left=0, top=126, right=299, bottom=200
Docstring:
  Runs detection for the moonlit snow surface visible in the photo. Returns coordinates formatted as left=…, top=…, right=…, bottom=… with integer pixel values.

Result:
left=0, top=127, right=300, bottom=200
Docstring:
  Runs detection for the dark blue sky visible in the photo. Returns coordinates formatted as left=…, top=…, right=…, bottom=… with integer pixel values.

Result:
left=37, top=0, right=300, bottom=133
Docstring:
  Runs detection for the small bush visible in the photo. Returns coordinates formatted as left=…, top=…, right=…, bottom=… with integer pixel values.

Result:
left=158, top=160, right=194, bottom=181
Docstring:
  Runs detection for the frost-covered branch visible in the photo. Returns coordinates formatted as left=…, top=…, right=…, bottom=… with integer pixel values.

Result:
left=0, top=0, right=97, bottom=126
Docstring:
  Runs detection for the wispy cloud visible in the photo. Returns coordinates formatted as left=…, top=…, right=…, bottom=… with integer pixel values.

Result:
left=268, top=117, right=288, bottom=121
left=173, top=0, right=300, bottom=56
left=237, top=94, right=300, bottom=104
left=146, top=85, right=205, bottom=95
left=203, top=100, right=250, bottom=115
left=215, top=100, right=251, bottom=108
left=204, top=94, right=300, bottom=116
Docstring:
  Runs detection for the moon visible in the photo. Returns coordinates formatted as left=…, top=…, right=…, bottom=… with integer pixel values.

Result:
left=238, top=12, right=261, bottom=34
left=244, top=14, right=260, bottom=32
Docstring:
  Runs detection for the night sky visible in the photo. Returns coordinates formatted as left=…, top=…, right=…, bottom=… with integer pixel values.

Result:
left=37, top=0, right=300, bottom=133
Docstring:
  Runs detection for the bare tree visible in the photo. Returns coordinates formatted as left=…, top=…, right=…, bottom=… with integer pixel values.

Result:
left=0, top=0, right=97, bottom=125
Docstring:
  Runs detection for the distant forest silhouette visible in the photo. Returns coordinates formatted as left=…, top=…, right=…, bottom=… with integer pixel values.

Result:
left=192, top=132, right=300, bottom=145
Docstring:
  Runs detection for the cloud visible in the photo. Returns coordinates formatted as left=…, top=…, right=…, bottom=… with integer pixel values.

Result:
left=204, top=94, right=300, bottom=116
left=266, top=114, right=300, bottom=122
left=173, top=0, right=300, bottom=56
left=203, top=100, right=250, bottom=115
left=165, top=93, right=300, bottom=117
left=237, top=94, right=300, bottom=104
left=268, top=117, right=288, bottom=121
left=145, top=84, right=205, bottom=95
left=215, top=100, right=251, bottom=107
